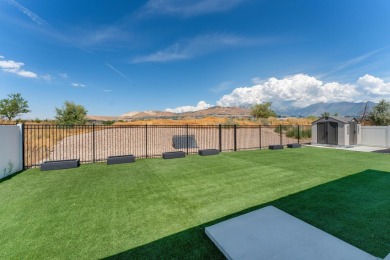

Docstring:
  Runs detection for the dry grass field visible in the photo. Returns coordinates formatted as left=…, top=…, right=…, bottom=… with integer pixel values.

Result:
left=24, top=125, right=94, bottom=167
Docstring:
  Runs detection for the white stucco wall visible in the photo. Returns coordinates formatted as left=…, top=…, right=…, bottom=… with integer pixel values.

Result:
left=311, top=124, right=317, bottom=144
left=0, top=124, right=23, bottom=179
left=360, top=126, right=389, bottom=147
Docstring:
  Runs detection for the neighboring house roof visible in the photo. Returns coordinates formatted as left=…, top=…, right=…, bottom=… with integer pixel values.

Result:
left=312, top=116, right=358, bottom=125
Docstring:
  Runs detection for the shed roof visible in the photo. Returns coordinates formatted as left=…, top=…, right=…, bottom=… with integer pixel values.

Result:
left=312, top=116, right=358, bottom=125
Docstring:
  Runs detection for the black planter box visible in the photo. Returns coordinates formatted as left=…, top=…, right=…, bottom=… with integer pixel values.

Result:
left=269, top=145, right=284, bottom=150
left=162, top=151, right=186, bottom=159
left=287, top=143, right=301, bottom=148
left=41, top=159, right=80, bottom=171
left=107, top=155, right=136, bottom=165
left=199, top=149, right=219, bottom=156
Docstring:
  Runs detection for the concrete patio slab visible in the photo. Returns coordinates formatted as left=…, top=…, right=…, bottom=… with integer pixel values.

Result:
left=205, top=206, right=379, bottom=260
left=308, top=144, right=390, bottom=153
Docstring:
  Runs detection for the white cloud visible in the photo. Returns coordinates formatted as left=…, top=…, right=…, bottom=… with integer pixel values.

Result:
left=318, top=47, right=387, bottom=78
left=72, top=83, right=86, bottom=88
left=0, top=59, right=23, bottom=69
left=217, top=74, right=360, bottom=108
left=105, top=63, right=131, bottom=83
left=165, top=101, right=212, bottom=113
left=163, top=74, right=390, bottom=112
left=58, top=73, right=68, bottom=78
left=357, top=74, right=390, bottom=96
left=142, top=0, right=247, bottom=17
left=74, top=26, right=131, bottom=47
left=6, top=0, right=49, bottom=26
left=15, top=70, right=38, bottom=78
left=0, top=56, right=38, bottom=78
left=251, top=77, right=266, bottom=84
left=132, top=33, right=260, bottom=63
left=41, top=74, right=52, bottom=81
left=6, top=0, right=91, bottom=53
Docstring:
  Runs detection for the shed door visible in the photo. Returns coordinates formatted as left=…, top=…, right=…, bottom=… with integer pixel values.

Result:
left=349, top=122, right=357, bottom=145
left=317, top=122, right=327, bottom=144
left=328, top=122, right=338, bottom=145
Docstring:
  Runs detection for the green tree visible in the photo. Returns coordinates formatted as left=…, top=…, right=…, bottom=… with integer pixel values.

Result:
left=320, top=112, right=330, bottom=119
left=369, top=99, right=390, bottom=126
left=0, top=93, right=30, bottom=121
left=250, top=102, right=276, bottom=119
left=55, top=101, right=88, bottom=125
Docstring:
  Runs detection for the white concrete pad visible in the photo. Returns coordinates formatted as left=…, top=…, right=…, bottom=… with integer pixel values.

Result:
left=308, top=144, right=390, bottom=153
left=206, top=206, right=379, bottom=260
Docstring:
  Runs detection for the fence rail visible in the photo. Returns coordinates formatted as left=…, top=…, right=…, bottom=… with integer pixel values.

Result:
left=23, top=124, right=311, bottom=168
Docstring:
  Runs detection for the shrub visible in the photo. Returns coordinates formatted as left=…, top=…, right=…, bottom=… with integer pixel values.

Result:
left=286, top=128, right=312, bottom=139
left=259, top=118, right=270, bottom=125
left=274, top=125, right=289, bottom=133
left=55, top=101, right=87, bottom=126
left=102, top=120, right=115, bottom=125
left=223, top=118, right=240, bottom=128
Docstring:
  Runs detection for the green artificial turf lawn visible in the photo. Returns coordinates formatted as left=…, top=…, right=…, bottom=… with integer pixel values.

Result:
left=0, top=147, right=389, bottom=259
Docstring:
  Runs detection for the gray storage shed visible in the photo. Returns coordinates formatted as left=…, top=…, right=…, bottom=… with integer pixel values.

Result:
left=311, top=117, right=361, bottom=146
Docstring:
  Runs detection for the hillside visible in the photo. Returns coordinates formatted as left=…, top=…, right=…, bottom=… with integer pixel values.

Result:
left=182, top=106, right=250, bottom=117
left=119, top=106, right=251, bottom=120
left=87, top=102, right=377, bottom=122
left=121, top=110, right=175, bottom=119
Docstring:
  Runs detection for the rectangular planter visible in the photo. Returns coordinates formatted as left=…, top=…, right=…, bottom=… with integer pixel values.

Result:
left=287, top=143, right=301, bottom=148
left=162, top=151, right=186, bottom=159
left=41, top=159, right=80, bottom=171
left=199, top=149, right=219, bottom=156
left=107, top=155, right=136, bottom=165
left=269, top=145, right=284, bottom=150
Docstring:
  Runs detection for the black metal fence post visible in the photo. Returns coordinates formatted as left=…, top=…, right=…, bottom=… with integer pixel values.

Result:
left=219, top=124, right=222, bottom=152
left=145, top=124, right=148, bottom=158
left=21, top=123, right=25, bottom=169
left=92, top=124, right=95, bottom=163
left=186, top=124, right=189, bottom=155
left=234, top=124, right=237, bottom=151
left=259, top=124, right=262, bottom=149
left=298, top=125, right=300, bottom=144
left=279, top=125, right=282, bottom=145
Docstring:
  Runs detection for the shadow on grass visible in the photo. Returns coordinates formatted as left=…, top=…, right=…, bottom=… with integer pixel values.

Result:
left=104, top=170, right=390, bottom=259
left=0, top=169, right=26, bottom=184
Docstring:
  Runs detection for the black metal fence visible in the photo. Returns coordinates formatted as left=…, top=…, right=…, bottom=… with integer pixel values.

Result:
left=23, top=124, right=312, bottom=168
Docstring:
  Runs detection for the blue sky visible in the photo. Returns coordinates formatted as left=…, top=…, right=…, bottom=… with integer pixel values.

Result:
left=1, top=0, right=390, bottom=118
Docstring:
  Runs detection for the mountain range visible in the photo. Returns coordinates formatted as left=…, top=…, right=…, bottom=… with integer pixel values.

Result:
left=86, top=101, right=376, bottom=121
left=273, top=101, right=376, bottom=117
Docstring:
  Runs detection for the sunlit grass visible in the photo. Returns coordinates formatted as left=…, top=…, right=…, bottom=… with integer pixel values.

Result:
left=0, top=147, right=389, bottom=259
